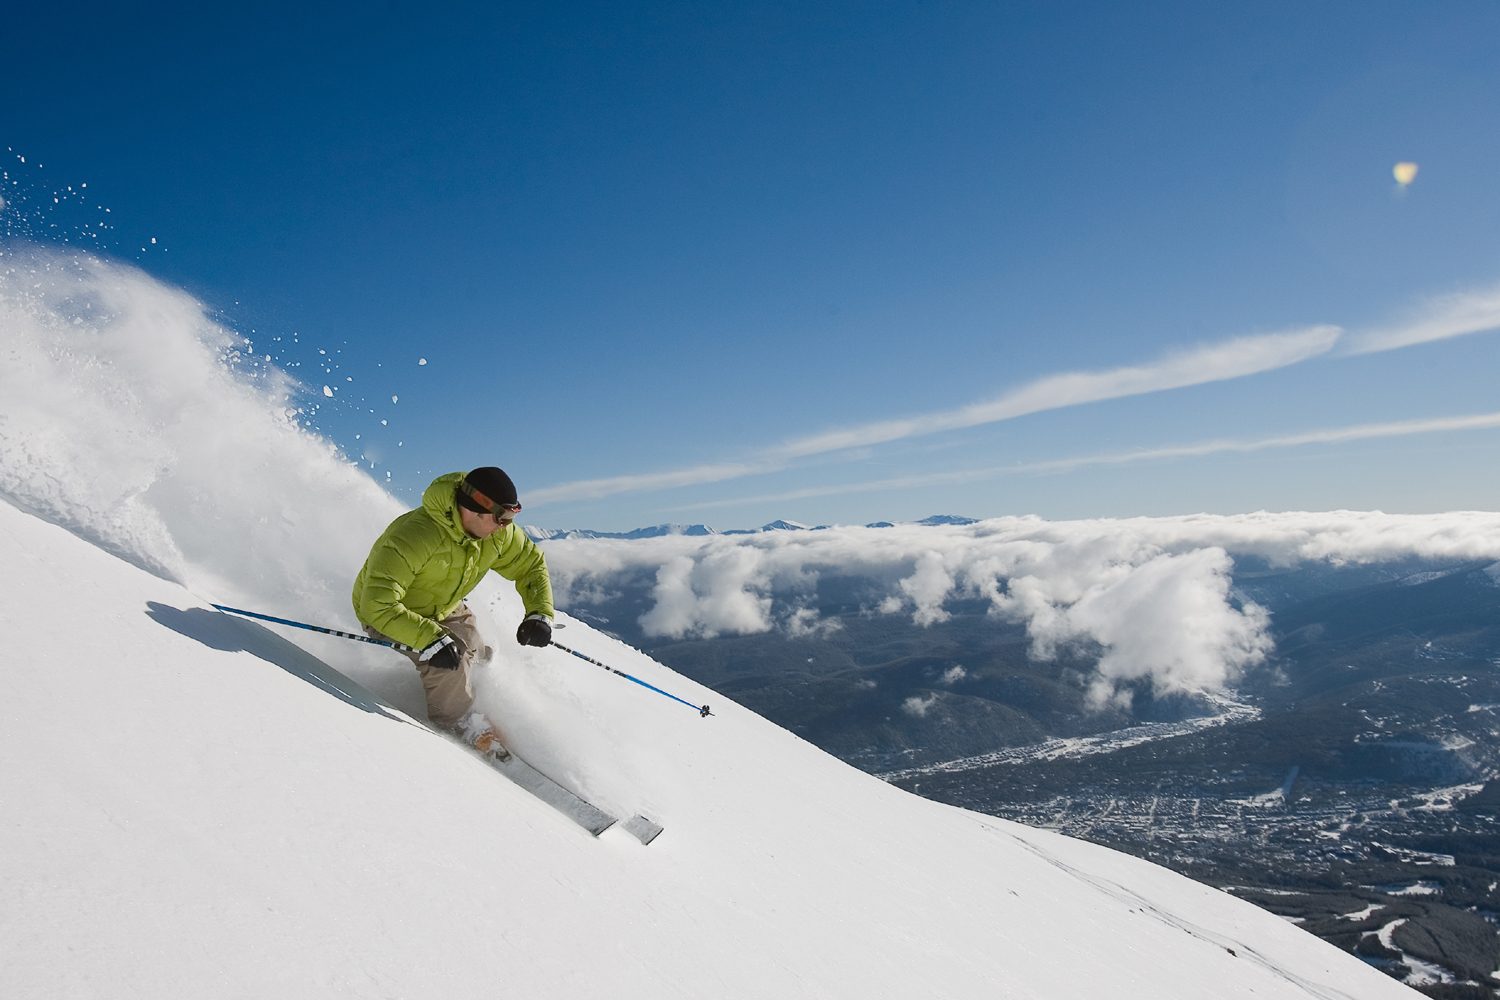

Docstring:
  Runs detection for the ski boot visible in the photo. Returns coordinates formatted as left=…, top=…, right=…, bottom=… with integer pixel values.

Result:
left=459, top=712, right=511, bottom=762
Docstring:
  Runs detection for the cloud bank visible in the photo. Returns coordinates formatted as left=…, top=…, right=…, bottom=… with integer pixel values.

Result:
left=543, top=511, right=1500, bottom=706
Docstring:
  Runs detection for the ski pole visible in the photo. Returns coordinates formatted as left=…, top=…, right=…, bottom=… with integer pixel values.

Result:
left=549, top=641, right=713, bottom=718
left=210, top=604, right=419, bottom=653
left=212, top=605, right=713, bottom=718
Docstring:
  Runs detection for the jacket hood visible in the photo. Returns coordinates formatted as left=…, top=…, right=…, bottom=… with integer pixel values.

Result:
left=421, top=472, right=469, bottom=542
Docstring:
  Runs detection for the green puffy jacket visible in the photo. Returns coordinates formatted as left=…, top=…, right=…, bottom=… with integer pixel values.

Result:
left=352, top=472, right=554, bottom=650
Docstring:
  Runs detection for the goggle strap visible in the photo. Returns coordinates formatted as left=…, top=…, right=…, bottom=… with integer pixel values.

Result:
left=460, top=480, right=519, bottom=517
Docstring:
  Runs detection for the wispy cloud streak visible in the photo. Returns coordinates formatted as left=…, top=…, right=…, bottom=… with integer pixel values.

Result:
left=537, top=326, right=1341, bottom=503
left=1023, top=410, right=1500, bottom=475
left=529, top=461, right=768, bottom=504
left=672, top=410, right=1500, bottom=512
left=1344, top=283, right=1500, bottom=355
left=764, top=326, right=1341, bottom=460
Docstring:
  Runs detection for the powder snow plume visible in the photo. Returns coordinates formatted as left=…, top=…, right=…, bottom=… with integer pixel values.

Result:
left=0, top=244, right=402, bottom=672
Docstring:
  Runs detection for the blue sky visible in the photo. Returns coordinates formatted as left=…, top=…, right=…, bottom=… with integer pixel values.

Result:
left=4, top=1, right=1499, bottom=531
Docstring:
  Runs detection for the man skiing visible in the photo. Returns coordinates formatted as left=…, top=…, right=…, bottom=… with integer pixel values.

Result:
left=353, top=467, right=554, bottom=758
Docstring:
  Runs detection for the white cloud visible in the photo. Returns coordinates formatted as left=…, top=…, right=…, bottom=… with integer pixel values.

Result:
left=1015, top=548, right=1273, bottom=710
left=899, top=552, right=956, bottom=627
left=637, top=547, right=774, bottom=640
left=1344, top=283, right=1500, bottom=355
left=768, top=326, right=1341, bottom=460
left=940, top=666, right=967, bottom=686
left=530, top=460, right=768, bottom=505
left=636, top=555, right=700, bottom=639
left=1018, top=411, right=1500, bottom=476
left=533, top=326, right=1340, bottom=503
left=539, top=278, right=1500, bottom=510
left=543, top=511, right=1500, bottom=705
left=902, top=694, right=939, bottom=718
left=674, top=408, right=1500, bottom=513
left=786, top=607, right=843, bottom=638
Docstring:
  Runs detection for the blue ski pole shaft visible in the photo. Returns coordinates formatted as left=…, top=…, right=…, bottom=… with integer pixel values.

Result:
left=210, top=604, right=419, bottom=654
left=550, top=641, right=713, bottom=718
left=211, top=606, right=711, bottom=717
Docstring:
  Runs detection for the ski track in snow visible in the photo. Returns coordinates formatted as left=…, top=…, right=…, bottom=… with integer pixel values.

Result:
left=991, top=824, right=1380, bottom=1000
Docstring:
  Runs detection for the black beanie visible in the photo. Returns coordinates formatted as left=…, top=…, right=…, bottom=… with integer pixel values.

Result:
left=456, top=466, right=518, bottom=513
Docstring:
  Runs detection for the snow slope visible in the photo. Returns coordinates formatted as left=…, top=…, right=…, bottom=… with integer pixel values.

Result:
left=0, top=496, right=1420, bottom=999
left=0, top=246, right=1421, bottom=997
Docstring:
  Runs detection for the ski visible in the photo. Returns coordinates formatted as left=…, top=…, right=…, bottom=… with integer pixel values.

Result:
left=471, top=748, right=665, bottom=844
left=210, top=603, right=659, bottom=840
left=479, top=749, right=618, bottom=836
left=620, top=814, right=665, bottom=845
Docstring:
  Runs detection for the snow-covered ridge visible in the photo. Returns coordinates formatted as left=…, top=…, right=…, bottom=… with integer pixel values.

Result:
left=0, top=496, right=1420, bottom=1000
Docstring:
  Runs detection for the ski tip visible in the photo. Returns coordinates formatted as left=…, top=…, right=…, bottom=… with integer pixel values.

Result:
left=620, top=814, right=664, bottom=846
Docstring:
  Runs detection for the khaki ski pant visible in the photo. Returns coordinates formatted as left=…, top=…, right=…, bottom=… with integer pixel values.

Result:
left=366, top=604, right=483, bottom=730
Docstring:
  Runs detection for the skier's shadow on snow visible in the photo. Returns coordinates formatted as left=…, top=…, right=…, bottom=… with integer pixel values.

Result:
left=145, top=602, right=409, bottom=726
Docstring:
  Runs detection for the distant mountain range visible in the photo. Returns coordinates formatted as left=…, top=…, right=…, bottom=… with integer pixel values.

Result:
left=526, top=514, right=980, bottom=542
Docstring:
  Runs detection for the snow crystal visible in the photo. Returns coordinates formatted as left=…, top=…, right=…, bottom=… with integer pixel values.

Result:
left=322, top=386, right=334, bottom=397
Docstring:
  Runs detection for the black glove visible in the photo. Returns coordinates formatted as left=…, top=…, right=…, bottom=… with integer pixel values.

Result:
left=516, top=614, right=553, bottom=647
left=420, top=632, right=467, bottom=671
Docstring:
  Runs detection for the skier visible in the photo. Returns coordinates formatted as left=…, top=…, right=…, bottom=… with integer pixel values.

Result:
left=352, top=467, right=554, bottom=758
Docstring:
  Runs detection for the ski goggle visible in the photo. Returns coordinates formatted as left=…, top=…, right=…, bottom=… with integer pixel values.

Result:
left=459, top=480, right=522, bottom=522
